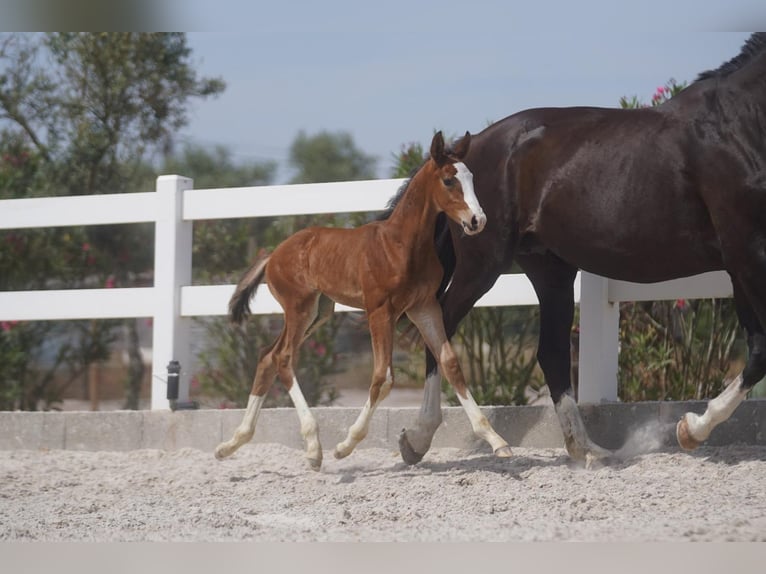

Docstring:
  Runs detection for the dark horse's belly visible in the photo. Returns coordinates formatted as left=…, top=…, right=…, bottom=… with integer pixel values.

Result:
left=523, top=213, right=725, bottom=283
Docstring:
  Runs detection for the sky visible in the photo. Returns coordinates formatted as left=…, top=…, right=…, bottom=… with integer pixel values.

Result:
left=175, top=1, right=760, bottom=183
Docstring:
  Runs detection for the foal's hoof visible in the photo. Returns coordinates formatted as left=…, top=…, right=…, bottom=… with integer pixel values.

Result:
left=307, top=457, right=322, bottom=471
left=494, top=445, right=513, bottom=458
left=213, top=445, right=229, bottom=460
left=398, top=429, right=426, bottom=465
left=333, top=444, right=352, bottom=460
left=676, top=415, right=701, bottom=451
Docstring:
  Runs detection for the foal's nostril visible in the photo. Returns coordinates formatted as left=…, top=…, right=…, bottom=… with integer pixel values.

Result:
left=471, top=215, right=478, bottom=230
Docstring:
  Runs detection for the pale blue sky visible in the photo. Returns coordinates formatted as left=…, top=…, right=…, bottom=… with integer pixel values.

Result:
left=176, top=1, right=759, bottom=182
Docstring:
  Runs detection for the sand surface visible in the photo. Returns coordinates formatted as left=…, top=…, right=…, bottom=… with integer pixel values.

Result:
left=1, top=443, right=765, bottom=542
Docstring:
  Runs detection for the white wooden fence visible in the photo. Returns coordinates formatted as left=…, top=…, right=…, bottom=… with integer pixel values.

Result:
left=0, top=175, right=733, bottom=409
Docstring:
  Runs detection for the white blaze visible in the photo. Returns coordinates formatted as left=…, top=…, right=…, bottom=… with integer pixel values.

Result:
left=454, top=162, right=484, bottom=221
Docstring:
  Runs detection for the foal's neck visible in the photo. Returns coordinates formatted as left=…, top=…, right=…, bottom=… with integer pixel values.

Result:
left=385, top=169, right=440, bottom=249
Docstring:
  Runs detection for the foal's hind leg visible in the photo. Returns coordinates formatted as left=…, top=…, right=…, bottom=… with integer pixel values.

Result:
left=677, top=278, right=765, bottom=449
left=407, top=300, right=512, bottom=457
left=334, top=306, right=395, bottom=459
left=214, top=339, right=279, bottom=460
left=215, top=295, right=324, bottom=470
left=272, top=295, right=326, bottom=470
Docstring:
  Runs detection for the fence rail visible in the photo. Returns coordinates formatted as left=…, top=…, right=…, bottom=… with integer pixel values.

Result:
left=0, top=175, right=733, bottom=409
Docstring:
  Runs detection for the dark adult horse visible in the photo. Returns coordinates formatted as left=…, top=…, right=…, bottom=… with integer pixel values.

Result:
left=399, top=33, right=766, bottom=466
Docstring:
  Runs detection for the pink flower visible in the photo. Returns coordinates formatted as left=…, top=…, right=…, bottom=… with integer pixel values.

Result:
left=675, top=299, right=687, bottom=310
left=1, top=320, right=19, bottom=333
left=82, top=242, right=91, bottom=252
left=104, top=275, right=115, bottom=289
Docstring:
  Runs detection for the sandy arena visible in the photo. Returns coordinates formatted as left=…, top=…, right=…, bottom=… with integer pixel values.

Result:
left=1, top=441, right=765, bottom=542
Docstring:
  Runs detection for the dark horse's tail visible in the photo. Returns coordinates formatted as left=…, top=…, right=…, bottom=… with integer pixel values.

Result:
left=229, top=255, right=270, bottom=325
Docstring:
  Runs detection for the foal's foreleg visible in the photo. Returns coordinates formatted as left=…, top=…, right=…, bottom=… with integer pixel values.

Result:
left=407, top=301, right=511, bottom=457
left=400, top=269, right=503, bottom=464
left=334, top=309, right=394, bottom=459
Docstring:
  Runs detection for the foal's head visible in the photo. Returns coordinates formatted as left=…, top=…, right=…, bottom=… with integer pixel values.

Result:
left=427, top=131, right=486, bottom=235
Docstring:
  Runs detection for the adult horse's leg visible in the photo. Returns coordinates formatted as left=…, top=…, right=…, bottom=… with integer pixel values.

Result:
left=399, top=266, right=504, bottom=464
left=520, top=254, right=612, bottom=466
left=407, top=299, right=512, bottom=457
left=677, top=277, right=766, bottom=449
left=334, top=306, right=395, bottom=459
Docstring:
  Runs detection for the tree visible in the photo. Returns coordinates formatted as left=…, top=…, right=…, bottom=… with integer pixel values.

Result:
left=0, top=33, right=224, bottom=410
left=289, top=130, right=377, bottom=184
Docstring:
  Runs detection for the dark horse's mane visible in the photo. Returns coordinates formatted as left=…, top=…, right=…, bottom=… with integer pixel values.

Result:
left=696, top=32, right=766, bottom=82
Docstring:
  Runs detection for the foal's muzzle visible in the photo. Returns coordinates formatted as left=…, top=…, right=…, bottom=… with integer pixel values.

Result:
left=462, top=212, right=487, bottom=235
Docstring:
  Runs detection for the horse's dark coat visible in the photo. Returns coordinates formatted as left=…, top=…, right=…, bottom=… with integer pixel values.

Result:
left=429, top=33, right=766, bottom=408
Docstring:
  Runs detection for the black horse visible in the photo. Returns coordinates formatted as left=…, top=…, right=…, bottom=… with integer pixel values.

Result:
left=399, top=33, right=766, bottom=466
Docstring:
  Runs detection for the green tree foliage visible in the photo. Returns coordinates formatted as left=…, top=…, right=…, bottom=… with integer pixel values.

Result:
left=616, top=80, right=745, bottom=401
left=0, top=33, right=224, bottom=410
left=289, top=130, right=376, bottom=184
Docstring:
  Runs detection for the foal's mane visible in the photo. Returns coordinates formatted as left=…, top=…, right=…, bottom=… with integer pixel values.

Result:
left=696, top=32, right=766, bottom=82
left=377, top=162, right=424, bottom=221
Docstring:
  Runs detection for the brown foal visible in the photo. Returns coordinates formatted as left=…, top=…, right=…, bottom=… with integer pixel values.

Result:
left=214, top=131, right=511, bottom=470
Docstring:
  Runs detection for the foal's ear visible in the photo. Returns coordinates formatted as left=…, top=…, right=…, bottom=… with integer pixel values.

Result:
left=430, top=131, right=447, bottom=165
left=451, top=131, right=471, bottom=160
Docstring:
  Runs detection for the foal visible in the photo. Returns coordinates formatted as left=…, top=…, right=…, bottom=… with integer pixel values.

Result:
left=214, top=131, right=511, bottom=470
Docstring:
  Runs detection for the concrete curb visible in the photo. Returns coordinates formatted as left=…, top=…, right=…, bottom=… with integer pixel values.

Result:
left=1, top=400, right=764, bottom=453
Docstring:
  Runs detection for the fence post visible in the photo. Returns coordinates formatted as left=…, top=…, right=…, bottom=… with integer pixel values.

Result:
left=151, top=175, right=194, bottom=410
left=577, top=271, right=620, bottom=403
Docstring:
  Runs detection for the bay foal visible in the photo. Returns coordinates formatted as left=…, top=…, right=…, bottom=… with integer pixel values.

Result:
left=215, top=131, right=511, bottom=470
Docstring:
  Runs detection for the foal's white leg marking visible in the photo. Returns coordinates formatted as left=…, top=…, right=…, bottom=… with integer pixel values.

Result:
left=214, top=393, right=265, bottom=460
left=437, top=341, right=510, bottom=455
left=288, top=378, right=323, bottom=469
left=679, top=374, right=749, bottom=448
left=555, top=393, right=612, bottom=467
left=334, top=368, right=393, bottom=459
left=403, top=371, right=444, bottom=455
left=455, top=386, right=511, bottom=455
left=454, top=162, right=486, bottom=228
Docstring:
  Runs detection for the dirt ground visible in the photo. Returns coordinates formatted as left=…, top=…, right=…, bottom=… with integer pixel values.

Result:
left=1, top=442, right=765, bottom=542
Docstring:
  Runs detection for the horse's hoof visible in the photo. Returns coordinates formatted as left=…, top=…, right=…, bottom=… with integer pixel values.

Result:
left=307, top=457, right=322, bottom=471
left=676, top=415, right=701, bottom=451
left=398, top=429, right=426, bottom=465
left=493, top=445, right=513, bottom=458
left=333, top=446, right=350, bottom=460
left=214, top=445, right=228, bottom=460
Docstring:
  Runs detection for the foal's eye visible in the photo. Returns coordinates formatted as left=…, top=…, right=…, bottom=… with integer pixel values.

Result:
left=443, top=177, right=456, bottom=187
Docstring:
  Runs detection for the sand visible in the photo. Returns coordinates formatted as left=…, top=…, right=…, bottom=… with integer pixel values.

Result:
left=1, top=443, right=764, bottom=542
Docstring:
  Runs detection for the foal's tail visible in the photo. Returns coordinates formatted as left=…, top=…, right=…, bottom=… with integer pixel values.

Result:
left=229, top=255, right=270, bottom=325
